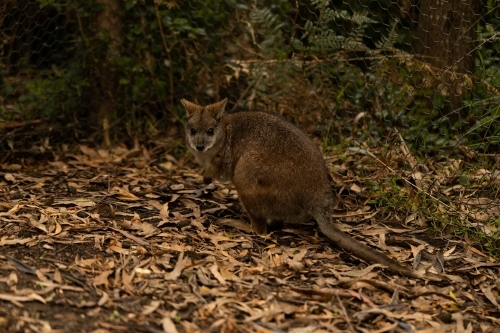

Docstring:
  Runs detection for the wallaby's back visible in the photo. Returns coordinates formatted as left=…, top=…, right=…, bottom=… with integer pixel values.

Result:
left=222, top=111, right=333, bottom=233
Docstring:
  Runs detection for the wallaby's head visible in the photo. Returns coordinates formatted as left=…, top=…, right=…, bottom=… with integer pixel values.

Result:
left=181, top=98, right=228, bottom=153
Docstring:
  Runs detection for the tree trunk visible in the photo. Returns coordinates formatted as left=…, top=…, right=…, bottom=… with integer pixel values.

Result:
left=94, top=0, right=123, bottom=146
left=413, top=0, right=480, bottom=111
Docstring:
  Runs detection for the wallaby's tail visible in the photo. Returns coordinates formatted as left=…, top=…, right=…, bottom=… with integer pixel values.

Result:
left=316, top=215, right=425, bottom=280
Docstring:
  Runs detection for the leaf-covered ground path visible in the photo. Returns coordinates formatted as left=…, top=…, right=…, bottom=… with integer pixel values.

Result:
left=0, top=144, right=499, bottom=333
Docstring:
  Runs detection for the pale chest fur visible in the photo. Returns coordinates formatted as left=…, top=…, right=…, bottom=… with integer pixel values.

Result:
left=191, top=145, right=233, bottom=183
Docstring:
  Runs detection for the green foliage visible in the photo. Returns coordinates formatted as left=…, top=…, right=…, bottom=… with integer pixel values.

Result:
left=20, top=65, right=88, bottom=119
left=118, top=0, right=238, bottom=107
left=250, top=8, right=291, bottom=58
left=235, top=0, right=500, bottom=259
left=236, top=0, right=500, bottom=155
left=237, top=0, right=409, bottom=141
left=0, top=0, right=244, bottom=135
left=291, top=3, right=375, bottom=54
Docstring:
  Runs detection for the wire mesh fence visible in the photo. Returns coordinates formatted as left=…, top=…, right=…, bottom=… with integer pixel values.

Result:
left=1, top=0, right=499, bottom=255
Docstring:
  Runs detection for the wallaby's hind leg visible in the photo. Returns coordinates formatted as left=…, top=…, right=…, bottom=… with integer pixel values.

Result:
left=240, top=200, right=280, bottom=235
left=248, top=213, right=268, bottom=235
left=248, top=215, right=283, bottom=235
left=267, top=219, right=284, bottom=232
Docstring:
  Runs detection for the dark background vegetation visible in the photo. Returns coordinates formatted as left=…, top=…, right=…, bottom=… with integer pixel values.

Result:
left=2, top=0, right=498, bottom=147
left=1, top=0, right=500, bottom=255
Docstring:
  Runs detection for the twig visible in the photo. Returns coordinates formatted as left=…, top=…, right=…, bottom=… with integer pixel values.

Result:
left=230, top=51, right=500, bottom=98
left=0, top=119, right=42, bottom=129
left=75, top=10, right=90, bottom=47
left=336, top=291, right=355, bottom=333
left=290, top=286, right=353, bottom=298
left=153, top=1, right=176, bottom=113
left=230, top=82, right=256, bottom=112
left=254, top=322, right=286, bottom=333
left=394, top=127, right=418, bottom=170
left=247, top=79, right=259, bottom=110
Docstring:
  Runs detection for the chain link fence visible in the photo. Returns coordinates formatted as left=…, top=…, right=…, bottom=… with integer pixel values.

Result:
left=1, top=0, right=499, bottom=255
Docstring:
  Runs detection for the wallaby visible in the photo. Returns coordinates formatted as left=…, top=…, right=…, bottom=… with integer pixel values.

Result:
left=181, top=98, right=424, bottom=279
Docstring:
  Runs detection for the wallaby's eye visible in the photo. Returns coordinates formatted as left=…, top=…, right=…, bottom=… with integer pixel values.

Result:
left=190, top=128, right=196, bottom=135
left=207, top=128, right=214, bottom=135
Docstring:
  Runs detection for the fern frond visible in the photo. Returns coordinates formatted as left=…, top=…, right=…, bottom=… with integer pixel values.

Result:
left=376, top=20, right=399, bottom=50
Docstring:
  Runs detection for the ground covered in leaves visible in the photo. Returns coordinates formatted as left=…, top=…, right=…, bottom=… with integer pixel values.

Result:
left=0, top=142, right=499, bottom=333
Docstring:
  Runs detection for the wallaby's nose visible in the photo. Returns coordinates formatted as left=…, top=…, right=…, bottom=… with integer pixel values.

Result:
left=196, top=144, right=205, bottom=151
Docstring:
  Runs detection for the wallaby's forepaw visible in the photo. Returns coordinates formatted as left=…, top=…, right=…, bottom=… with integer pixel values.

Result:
left=203, top=176, right=212, bottom=184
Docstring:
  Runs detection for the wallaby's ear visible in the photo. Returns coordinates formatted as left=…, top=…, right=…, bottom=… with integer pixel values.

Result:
left=181, top=99, right=200, bottom=118
left=207, top=98, right=228, bottom=119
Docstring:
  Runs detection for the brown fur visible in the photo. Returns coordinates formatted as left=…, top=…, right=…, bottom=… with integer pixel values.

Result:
left=182, top=98, right=425, bottom=279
